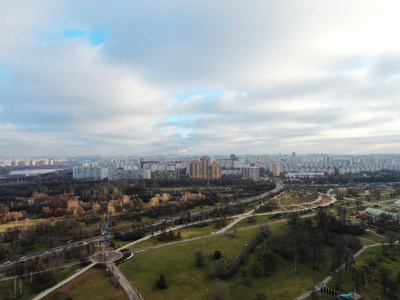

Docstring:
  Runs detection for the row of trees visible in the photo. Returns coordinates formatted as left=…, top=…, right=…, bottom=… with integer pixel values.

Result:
left=211, top=225, right=271, bottom=280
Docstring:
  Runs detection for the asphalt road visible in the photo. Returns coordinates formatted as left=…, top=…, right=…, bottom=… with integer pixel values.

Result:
left=0, top=235, right=111, bottom=272
left=106, top=262, right=142, bottom=300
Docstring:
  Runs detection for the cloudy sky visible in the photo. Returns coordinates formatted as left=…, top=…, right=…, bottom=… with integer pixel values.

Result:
left=1, top=1, right=400, bottom=157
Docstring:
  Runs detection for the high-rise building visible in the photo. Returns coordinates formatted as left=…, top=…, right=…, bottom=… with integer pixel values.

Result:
left=190, top=157, right=221, bottom=180
left=200, top=156, right=211, bottom=180
left=272, top=163, right=281, bottom=176
left=189, top=160, right=201, bottom=179
left=210, top=162, right=222, bottom=180
left=153, top=170, right=180, bottom=180
left=242, top=167, right=260, bottom=180
left=215, top=159, right=234, bottom=169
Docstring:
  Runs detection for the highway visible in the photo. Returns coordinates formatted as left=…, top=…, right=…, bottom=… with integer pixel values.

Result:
left=0, top=234, right=111, bottom=272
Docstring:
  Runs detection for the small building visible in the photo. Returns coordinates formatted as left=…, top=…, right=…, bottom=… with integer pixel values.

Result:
left=394, top=200, right=400, bottom=206
left=363, top=207, right=400, bottom=222
left=339, top=292, right=362, bottom=300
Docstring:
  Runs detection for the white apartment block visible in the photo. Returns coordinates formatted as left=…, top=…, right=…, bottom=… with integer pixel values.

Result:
left=73, top=166, right=108, bottom=179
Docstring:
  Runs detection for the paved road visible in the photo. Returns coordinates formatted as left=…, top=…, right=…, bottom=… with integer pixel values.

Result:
left=0, top=261, right=84, bottom=282
left=0, top=234, right=111, bottom=272
left=216, top=208, right=256, bottom=234
left=106, top=262, right=142, bottom=300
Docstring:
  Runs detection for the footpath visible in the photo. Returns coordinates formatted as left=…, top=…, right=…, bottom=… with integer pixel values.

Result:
left=294, top=243, right=388, bottom=300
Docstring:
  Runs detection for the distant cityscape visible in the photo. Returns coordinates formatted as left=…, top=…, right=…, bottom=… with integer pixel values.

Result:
left=1, top=153, right=400, bottom=181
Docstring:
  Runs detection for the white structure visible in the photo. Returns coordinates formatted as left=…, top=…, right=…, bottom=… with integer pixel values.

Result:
left=73, top=166, right=108, bottom=179
left=285, top=172, right=324, bottom=178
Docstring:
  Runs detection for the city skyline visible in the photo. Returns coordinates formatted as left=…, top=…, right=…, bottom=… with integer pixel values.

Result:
left=1, top=1, right=400, bottom=156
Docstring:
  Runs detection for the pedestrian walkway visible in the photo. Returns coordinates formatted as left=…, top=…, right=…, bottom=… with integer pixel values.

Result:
left=294, top=243, right=388, bottom=300
left=32, top=262, right=97, bottom=300
left=106, top=262, right=143, bottom=300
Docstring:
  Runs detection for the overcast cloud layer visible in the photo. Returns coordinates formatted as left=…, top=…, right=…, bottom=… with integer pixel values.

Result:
left=1, top=1, right=400, bottom=156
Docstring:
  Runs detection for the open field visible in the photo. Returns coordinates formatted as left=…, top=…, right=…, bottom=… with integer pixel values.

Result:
left=235, top=214, right=288, bottom=228
left=111, top=220, right=142, bottom=231
left=126, top=223, right=221, bottom=250
left=120, top=227, right=260, bottom=300
left=274, top=191, right=316, bottom=205
left=228, top=254, right=330, bottom=299
left=0, top=218, right=54, bottom=233
left=119, top=223, right=324, bottom=299
left=360, top=229, right=387, bottom=244
left=42, top=267, right=126, bottom=300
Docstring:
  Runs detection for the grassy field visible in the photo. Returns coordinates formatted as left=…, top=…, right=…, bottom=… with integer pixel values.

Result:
left=360, top=229, right=387, bottom=244
left=127, top=224, right=221, bottom=250
left=0, top=218, right=52, bottom=233
left=111, top=220, right=142, bottom=231
left=0, top=264, right=80, bottom=300
left=120, top=227, right=260, bottom=300
left=235, top=214, right=287, bottom=228
left=119, top=223, right=326, bottom=299
left=42, top=267, right=126, bottom=300
left=228, top=254, right=329, bottom=299
left=126, top=219, right=291, bottom=251
left=113, top=221, right=226, bottom=249
left=275, top=191, right=315, bottom=205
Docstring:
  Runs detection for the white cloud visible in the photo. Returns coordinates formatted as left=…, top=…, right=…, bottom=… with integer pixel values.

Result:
left=1, top=1, right=400, bottom=156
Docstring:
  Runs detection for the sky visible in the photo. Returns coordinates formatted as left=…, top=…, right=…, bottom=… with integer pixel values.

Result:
left=1, top=1, right=400, bottom=157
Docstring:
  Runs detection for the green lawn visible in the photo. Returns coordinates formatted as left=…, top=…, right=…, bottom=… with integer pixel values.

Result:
left=120, top=227, right=260, bottom=300
left=360, top=229, right=387, bottom=244
left=235, top=214, right=287, bottom=228
left=229, top=255, right=329, bottom=299
left=42, top=267, right=126, bottom=300
left=111, top=220, right=142, bottom=231
left=127, top=224, right=221, bottom=250
left=275, top=191, right=315, bottom=205
left=120, top=223, right=327, bottom=299
left=0, top=218, right=52, bottom=233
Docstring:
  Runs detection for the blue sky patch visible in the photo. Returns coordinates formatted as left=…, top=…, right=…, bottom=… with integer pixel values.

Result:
left=89, top=28, right=107, bottom=45
left=64, top=29, right=86, bottom=38
left=173, top=89, right=224, bottom=102
left=62, top=28, right=107, bottom=45
left=166, top=114, right=201, bottom=124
